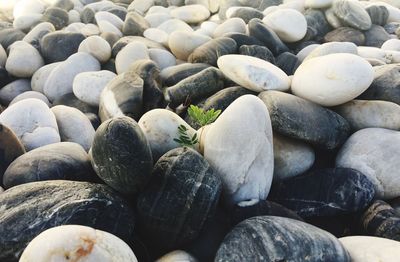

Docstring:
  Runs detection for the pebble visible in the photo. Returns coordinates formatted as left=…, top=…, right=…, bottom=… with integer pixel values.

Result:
left=0, top=79, right=31, bottom=105
left=324, top=27, right=365, bottom=46
left=10, top=91, right=50, bottom=106
left=31, top=62, right=61, bottom=94
left=40, top=31, right=86, bottom=63
left=97, top=20, right=123, bottom=37
left=168, top=31, right=211, bottom=60
left=170, top=5, right=210, bottom=23
left=145, top=13, right=172, bottom=28
left=0, top=124, right=25, bottom=182
left=0, top=44, right=6, bottom=67
left=13, top=14, right=42, bottom=32
left=275, top=52, right=300, bottom=75
left=304, top=41, right=358, bottom=61
left=366, top=5, right=390, bottom=26
left=5, top=41, right=44, bottom=78
left=95, top=11, right=124, bottom=31
left=156, top=250, right=197, bottom=262
left=115, top=41, right=149, bottom=74
left=157, top=18, right=193, bottom=35
left=0, top=28, right=25, bottom=49
left=364, top=24, right=391, bottom=47
left=188, top=37, right=237, bottom=66
left=333, top=0, right=372, bottom=31
left=226, top=7, right=264, bottom=23
left=305, top=0, right=334, bottom=9
left=213, top=17, right=247, bottom=38
left=381, top=38, right=400, bottom=50
left=22, top=22, right=55, bottom=49
left=78, top=35, right=112, bottom=64
left=41, top=7, right=69, bottom=30
left=160, top=63, right=210, bottom=86
left=239, top=44, right=275, bottom=63
left=123, top=11, right=150, bottom=36
left=143, top=28, right=169, bottom=45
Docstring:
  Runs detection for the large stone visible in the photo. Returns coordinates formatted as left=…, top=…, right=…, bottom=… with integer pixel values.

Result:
left=212, top=17, right=247, bottom=38
left=123, top=11, right=149, bottom=36
left=41, top=7, right=69, bottom=30
left=168, top=31, right=211, bottom=61
left=31, top=62, right=61, bottom=94
left=188, top=37, right=237, bottom=66
left=333, top=0, right=372, bottom=30
left=115, top=41, right=149, bottom=74
left=324, top=27, right=365, bottom=46
left=10, top=91, right=50, bottom=106
left=0, top=79, right=31, bottom=105
left=263, top=9, right=307, bottom=42
left=5, top=41, right=44, bottom=78
left=78, top=35, right=112, bottom=64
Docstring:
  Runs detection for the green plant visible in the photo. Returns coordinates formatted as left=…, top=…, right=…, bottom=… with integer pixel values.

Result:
left=174, top=124, right=198, bottom=147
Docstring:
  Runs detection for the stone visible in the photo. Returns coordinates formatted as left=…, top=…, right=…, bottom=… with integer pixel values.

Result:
left=324, top=27, right=365, bottom=46
left=225, top=33, right=264, bottom=48
left=0, top=44, right=6, bottom=67
left=188, top=37, right=237, bottom=66
left=336, top=128, right=400, bottom=199
left=13, top=14, right=42, bottom=33
left=5, top=41, right=44, bottom=78
left=80, top=7, right=95, bottom=24
left=381, top=38, right=400, bottom=50
left=170, top=4, right=210, bottom=23
left=275, top=52, right=300, bottom=76
left=217, top=55, right=290, bottom=93
left=10, top=91, right=50, bottom=106
left=202, top=95, right=274, bottom=206
left=123, top=11, right=149, bottom=36
left=215, top=216, right=350, bottom=262
left=41, top=7, right=69, bottom=30
left=22, top=22, right=55, bottom=49
left=259, top=90, right=350, bottom=149
left=143, top=28, right=168, bottom=45
left=366, top=5, right=389, bottom=25
left=112, top=36, right=166, bottom=58
left=304, top=41, right=358, bottom=61
left=199, top=21, right=219, bottom=37
left=97, top=20, right=123, bottom=37
left=128, top=0, right=154, bottom=15
left=149, top=48, right=176, bottom=70
left=273, top=133, right=315, bottom=181
left=44, top=52, right=101, bottom=102
left=20, top=225, right=138, bottom=262
left=78, top=35, right=112, bottom=64
left=291, top=53, right=374, bottom=107
left=73, top=70, right=116, bottom=107
left=157, top=19, right=193, bottom=35
left=116, top=41, right=149, bottom=74
left=384, top=22, right=400, bottom=34
left=31, top=62, right=61, bottom=94
left=160, top=63, right=210, bottom=87
left=51, top=106, right=95, bottom=151
left=263, top=9, right=307, bottom=43
left=3, top=142, right=95, bottom=188
left=40, top=31, right=85, bottom=63
left=213, top=18, right=247, bottom=38
left=0, top=180, right=135, bottom=262
left=156, top=250, right=197, bottom=262
left=145, top=13, right=171, bottom=28
left=364, top=25, right=391, bottom=47
left=334, top=100, right=400, bottom=131
left=239, top=45, right=275, bottom=64
left=305, top=0, right=334, bottom=8
left=95, top=11, right=124, bottom=31
left=68, top=9, right=81, bottom=24
left=137, top=147, right=222, bottom=249
left=304, top=9, right=332, bottom=42
left=333, top=0, right=372, bottom=30
left=269, top=168, right=375, bottom=217
left=226, top=7, right=263, bottom=23
left=339, top=236, right=400, bottom=262
left=53, top=93, right=97, bottom=115
left=357, top=46, right=390, bottom=63
left=0, top=28, right=26, bottom=49
left=0, top=79, right=31, bottom=105
left=91, top=116, right=153, bottom=195
left=13, top=0, right=46, bottom=19
left=54, top=0, right=74, bottom=10
left=0, top=99, right=60, bottom=151
left=168, top=31, right=211, bottom=61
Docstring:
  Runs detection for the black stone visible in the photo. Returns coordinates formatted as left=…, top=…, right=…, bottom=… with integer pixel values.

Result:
left=188, top=37, right=237, bottom=66
left=0, top=28, right=25, bottom=49
left=215, top=216, right=350, bottom=262
left=275, top=52, right=301, bottom=75
left=3, top=142, right=96, bottom=189
left=303, top=9, right=332, bottom=42
left=122, top=11, right=149, bottom=36
left=269, top=168, right=375, bottom=217
left=225, top=33, right=264, bottom=48
left=259, top=90, right=351, bottom=149
left=239, top=44, right=275, bottom=64
left=137, top=147, right=222, bottom=250
left=306, top=214, right=358, bottom=238
left=164, top=67, right=225, bottom=108
left=0, top=180, right=135, bottom=261
left=364, top=25, right=390, bottom=47
left=0, top=67, right=14, bottom=88
left=228, top=7, right=264, bottom=23
left=52, top=93, right=98, bottom=114
left=366, top=5, right=389, bottom=26
left=248, top=18, right=289, bottom=56
left=81, top=7, right=96, bottom=24
left=41, top=7, right=69, bottom=30
left=100, top=32, right=121, bottom=48
left=324, top=27, right=365, bottom=46
left=91, top=116, right=153, bottom=195
left=160, top=63, right=210, bottom=87
left=40, top=32, right=86, bottom=63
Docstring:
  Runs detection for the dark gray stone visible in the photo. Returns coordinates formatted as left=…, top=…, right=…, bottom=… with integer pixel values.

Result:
left=333, top=0, right=372, bottom=31
left=228, top=7, right=264, bottom=23
left=103, top=5, right=128, bottom=21
left=122, top=11, right=149, bottom=36
left=0, top=28, right=25, bottom=49
left=40, top=32, right=86, bottom=62
left=0, top=180, right=135, bottom=261
left=239, top=45, right=275, bottom=63
left=160, top=63, right=210, bottom=87
left=101, top=58, right=116, bottom=73
left=364, top=25, right=390, bottom=47
left=275, top=52, right=300, bottom=75
left=225, top=33, right=264, bottom=48
left=366, top=5, right=389, bottom=26
left=324, top=27, right=365, bottom=46
left=41, top=7, right=69, bottom=30
left=91, top=116, right=153, bottom=195
left=137, top=147, right=222, bottom=250
left=259, top=90, right=350, bottom=149
left=52, top=93, right=98, bottom=114
left=304, top=9, right=332, bottom=42
left=215, top=216, right=350, bottom=262
left=188, top=37, right=237, bottom=66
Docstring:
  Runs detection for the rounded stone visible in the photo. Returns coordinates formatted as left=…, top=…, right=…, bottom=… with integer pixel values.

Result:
left=78, top=35, right=112, bottom=64
left=263, top=9, right=307, bottom=42
left=366, top=5, right=389, bottom=26
left=13, top=14, right=42, bottom=32
left=304, top=41, right=358, bottom=61
left=91, top=116, right=153, bottom=195
left=148, top=48, right=176, bottom=70
left=188, top=37, right=237, bottom=67
left=156, top=250, right=197, bottom=262
left=213, top=17, right=247, bottom=38
left=226, top=6, right=264, bottom=23
left=41, top=7, right=69, bottom=30
left=168, top=31, right=211, bottom=61
left=10, top=91, right=50, bottom=106
left=115, top=41, right=149, bottom=74
left=0, top=124, right=25, bottom=182
left=305, top=0, right=334, bottom=8
left=40, top=31, right=86, bottom=63
left=123, top=11, right=149, bottom=36
left=0, top=44, right=6, bottom=67
left=0, top=79, right=32, bottom=105
left=324, top=27, right=365, bottom=46
left=160, top=63, right=210, bottom=87
left=143, top=28, right=169, bottom=45
left=31, top=62, right=61, bottom=94
left=157, top=18, right=193, bottom=35
left=239, top=45, right=275, bottom=64
left=381, top=38, right=400, bottom=50
left=5, top=41, right=44, bottom=78
left=333, top=0, right=372, bottom=30
left=364, top=25, right=391, bottom=47
left=170, top=4, right=210, bottom=23
left=95, top=11, right=124, bottom=31
left=22, top=22, right=55, bottom=49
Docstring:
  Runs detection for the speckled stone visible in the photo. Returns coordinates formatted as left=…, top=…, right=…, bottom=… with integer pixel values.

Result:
left=324, top=27, right=365, bottom=46
left=137, top=147, right=222, bottom=249
left=188, top=37, right=237, bottom=66
left=160, top=63, right=210, bottom=87
left=0, top=180, right=136, bottom=262
left=215, top=216, right=350, bottom=262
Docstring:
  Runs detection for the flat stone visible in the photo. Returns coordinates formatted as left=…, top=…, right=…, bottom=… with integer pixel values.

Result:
left=97, top=20, right=123, bottom=37
left=188, top=37, right=237, bottom=66
left=168, top=31, right=211, bottom=60
left=112, top=36, right=166, bottom=58
left=324, top=27, right=365, bottom=46
left=263, top=9, right=307, bottom=42
left=143, top=28, right=169, bottom=45
left=95, top=11, right=124, bottom=31
left=333, top=0, right=372, bottom=30
left=5, top=41, right=44, bottom=78
left=225, top=33, right=264, bottom=48
left=304, top=9, right=332, bottom=42
left=170, top=4, right=210, bottom=23
left=78, top=35, right=112, bottom=64
left=10, top=91, right=50, bottom=106
left=40, top=31, right=85, bottom=63
left=145, top=13, right=171, bottom=28
left=0, top=79, right=31, bottom=105
left=52, top=93, right=97, bottom=115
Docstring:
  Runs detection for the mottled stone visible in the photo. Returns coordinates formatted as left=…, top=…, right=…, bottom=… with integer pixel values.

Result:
left=366, top=5, right=389, bottom=26
left=40, top=31, right=85, bottom=63
left=0, top=28, right=25, bottom=49
left=364, top=25, right=391, bottom=47
left=41, top=7, right=69, bottom=30
left=160, top=63, right=210, bottom=87
left=226, top=7, right=263, bottom=23
left=324, top=27, right=365, bottom=46
left=188, top=37, right=237, bottom=66
left=239, top=45, right=275, bottom=64
left=156, top=250, right=197, bottom=262
left=123, top=11, right=149, bottom=36
left=215, top=216, right=350, bottom=262
left=333, top=0, right=372, bottom=30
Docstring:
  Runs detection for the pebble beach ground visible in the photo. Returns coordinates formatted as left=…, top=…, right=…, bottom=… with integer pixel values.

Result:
left=1, top=0, right=400, bottom=261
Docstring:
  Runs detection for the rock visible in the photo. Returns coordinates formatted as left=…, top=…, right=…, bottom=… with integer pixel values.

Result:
left=112, top=36, right=166, bottom=58
left=364, top=25, right=391, bottom=47
left=41, top=7, right=69, bottom=30
left=333, top=0, right=372, bottom=31
left=128, top=0, right=154, bottom=15
left=156, top=250, right=197, bottom=262
left=339, top=236, right=400, bottom=262
left=157, top=19, right=193, bottom=35
left=149, top=48, right=176, bottom=70
left=305, top=0, right=334, bottom=10
left=164, top=67, right=225, bottom=108
left=217, top=55, right=290, bottom=93
left=291, top=53, right=374, bottom=107
left=10, top=91, right=50, bottom=106
left=31, top=62, right=61, bottom=93
left=304, top=41, right=358, bottom=61
left=80, top=7, right=95, bottom=24
left=44, top=52, right=101, bottom=102
left=53, top=0, right=74, bottom=10
left=259, top=90, right=350, bottom=149
left=137, top=147, right=222, bottom=249
left=213, top=18, right=247, bottom=38
left=3, top=142, right=95, bottom=188
left=97, top=20, right=123, bottom=37
left=269, top=168, right=375, bottom=217
left=143, top=28, right=168, bottom=45
left=336, top=128, right=400, bottom=199
left=0, top=180, right=135, bottom=261
left=225, top=33, right=264, bottom=48
left=263, top=9, right=307, bottom=42
left=95, top=11, right=124, bottom=31
left=0, top=44, right=6, bottom=67
left=170, top=5, right=210, bottom=23
left=333, top=100, right=400, bottom=131
left=324, top=27, right=365, bottom=46
left=366, top=5, right=389, bottom=26
left=275, top=52, right=300, bottom=75
left=78, top=35, right=112, bottom=64
left=215, top=216, right=350, bottom=262
left=226, top=6, right=263, bottom=23
left=384, top=22, right=400, bottom=34
left=238, top=45, right=275, bottom=64
left=381, top=38, right=400, bottom=50
left=303, top=9, right=332, bottom=42
left=188, top=37, right=237, bottom=66
left=40, top=31, right=85, bottom=63
left=116, top=41, right=149, bottom=74
left=13, top=14, right=42, bottom=33
left=145, top=13, right=171, bottom=28
left=73, top=70, right=116, bottom=107
left=0, top=99, right=60, bottom=151
left=160, top=63, right=210, bottom=87
left=22, top=22, right=55, bottom=49
left=0, top=28, right=25, bottom=49
left=123, top=11, right=149, bottom=36
left=168, top=31, right=211, bottom=61
left=0, top=79, right=31, bottom=105
left=357, top=46, right=390, bottom=63
left=202, top=95, right=274, bottom=206
left=51, top=106, right=95, bottom=151
left=5, top=41, right=44, bottom=78
left=20, top=225, right=138, bottom=262
left=91, top=116, right=153, bottom=195
left=53, top=93, right=97, bottom=115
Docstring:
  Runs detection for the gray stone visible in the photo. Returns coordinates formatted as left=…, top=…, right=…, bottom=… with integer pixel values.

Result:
left=188, top=37, right=237, bottom=66
left=41, top=7, right=69, bottom=30
left=366, top=5, right=389, bottom=26
left=0, top=79, right=31, bottom=105
left=333, top=0, right=372, bottom=30
left=324, top=27, right=365, bottom=46
left=5, top=41, right=44, bottom=78
left=10, top=91, right=50, bottom=106
left=123, top=11, right=149, bottom=36
left=364, top=25, right=391, bottom=47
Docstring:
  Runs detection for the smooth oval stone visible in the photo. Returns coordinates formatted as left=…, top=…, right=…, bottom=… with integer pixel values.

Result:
left=0, top=124, right=25, bottom=182
left=0, top=28, right=26, bottom=49
left=41, top=7, right=69, bottom=30
left=156, top=250, right=197, bottom=262
left=54, top=0, right=74, bottom=10
left=304, top=9, right=332, bottom=42
left=333, top=0, right=372, bottom=30
left=0, top=180, right=135, bottom=262
left=164, top=67, right=225, bottom=108
left=22, top=22, right=55, bottom=49
left=78, top=35, right=112, bottom=64
left=128, top=0, right=154, bottom=15
left=226, top=6, right=263, bottom=23
left=248, top=18, right=289, bottom=56
left=115, top=41, right=149, bottom=74
left=263, top=9, right=307, bottom=42
left=292, top=53, right=374, bottom=107
left=218, top=55, right=290, bottom=93
left=13, top=14, right=42, bottom=33
left=381, top=38, right=400, bottom=50
left=225, top=33, right=264, bottom=48
left=336, top=128, right=400, bottom=199
left=3, top=142, right=94, bottom=188
left=0, top=79, right=31, bottom=105
left=0, top=44, right=6, bottom=67
left=275, top=52, right=300, bottom=75
left=259, top=90, right=350, bottom=149
left=91, top=116, right=153, bottom=195
left=364, top=24, right=391, bottom=47
left=215, top=216, right=350, bottom=262
left=51, top=106, right=95, bottom=151
left=339, top=236, right=400, bottom=262
left=13, top=0, right=46, bottom=19
left=5, top=41, right=44, bottom=78
left=31, top=62, right=61, bottom=93
left=95, top=11, right=124, bottom=31
left=40, top=31, right=85, bottom=63
left=137, top=147, right=222, bottom=249
left=168, top=31, right=211, bottom=61
left=157, top=18, right=193, bottom=35
left=10, top=91, right=50, bottom=106
left=97, top=20, right=123, bottom=37
left=112, top=36, right=166, bottom=58
left=20, top=225, right=138, bottom=262
left=143, top=28, right=168, bottom=45
left=188, top=37, right=237, bottom=66
left=357, top=46, right=390, bottom=63
left=334, top=99, right=400, bottom=131
left=160, top=63, right=210, bottom=86
left=73, top=70, right=116, bottom=107
left=123, top=11, right=149, bottom=36
left=366, top=5, right=389, bottom=26
left=170, top=4, right=210, bottom=23
left=239, top=45, right=275, bottom=64
left=213, top=17, right=247, bottom=38
left=0, top=99, right=60, bottom=151
left=202, top=95, right=274, bottom=206
left=305, top=0, right=334, bottom=9
left=149, top=48, right=176, bottom=70
left=384, top=21, right=400, bottom=34
left=324, top=27, right=365, bottom=46
left=304, top=41, right=358, bottom=61
left=44, top=52, right=101, bottom=102
left=270, top=168, right=375, bottom=217
left=80, top=6, right=95, bottom=24
left=145, top=13, right=172, bottom=28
